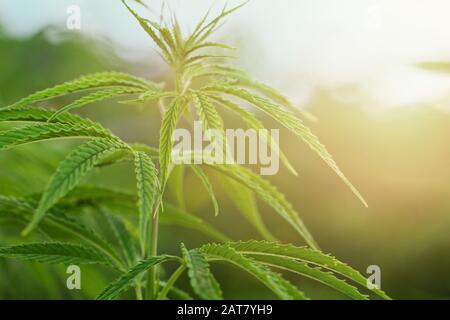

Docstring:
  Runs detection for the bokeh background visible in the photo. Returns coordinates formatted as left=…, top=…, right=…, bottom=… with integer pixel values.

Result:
left=1, top=0, right=450, bottom=299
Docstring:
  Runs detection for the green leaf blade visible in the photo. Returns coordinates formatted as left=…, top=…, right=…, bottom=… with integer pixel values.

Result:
left=161, top=204, right=230, bottom=243
left=182, top=244, right=223, bottom=300
left=0, top=242, right=115, bottom=268
left=23, top=139, right=129, bottom=235
left=253, top=255, right=368, bottom=300
left=103, top=212, right=138, bottom=267
left=48, top=86, right=145, bottom=121
left=159, top=97, right=185, bottom=188
left=219, top=175, right=276, bottom=241
left=229, top=240, right=390, bottom=300
left=96, top=255, right=174, bottom=300
left=4, top=72, right=154, bottom=110
left=205, top=86, right=367, bottom=208
left=190, top=166, right=219, bottom=217
left=134, top=151, right=159, bottom=254
left=199, top=243, right=307, bottom=300
left=0, top=123, right=113, bottom=151
left=210, top=95, right=298, bottom=176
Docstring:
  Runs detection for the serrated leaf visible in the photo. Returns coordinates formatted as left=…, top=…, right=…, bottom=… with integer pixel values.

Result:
left=96, top=255, right=175, bottom=300
left=219, top=164, right=317, bottom=249
left=134, top=151, right=159, bottom=254
left=63, top=186, right=138, bottom=205
left=166, top=165, right=186, bottom=209
left=187, top=2, right=248, bottom=49
left=191, top=90, right=227, bottom=165
left=197, top=65, right=317, bottom=121
left=199, top=243, right=307, bottom=300
left=48, top=214, right=125, bottom=270
left=0, top=182, right=127, bottom=271
left=4, top=72, right=153, bottom=109
left=119, top=91, right=174, bottom=105
left=181, top=244, right=223, bottom=300
left=157, top=25, right=177, bottom=56
left=122, top=0, right=172, bottom=63
left=253, top=255, right=368, bottom=300
left=0, top=107, right=102, bottom=127
left=55, top=186, right=230, bottom=243
left=192, top=90, right=223, bottom=131
left=23, top=139, right=129, bottom=235
left=171, top=151, right=317, bottom=248
left=228, top=240, right=390, bottom=300
left=219, top=175, right=276, bottom=241
left=0, top=196, right=125, bottom=269
left=159, top=97, right=186, bottom=188
left=172, top=16, right=184, bottom=48
left=0, top=242, right=115, bottom=268
left=103, top=212, right=138, bottom=267
left=210, top=94, right=298, bottom=176
left=186, top=42, right=235, bottom=56
left=0, top=123, right=113, bottom=151
left=204, top=85, right=367, bottom=208
left=185, top=54, right=236, bottom=67
left=160, top=204, right=230, bottom=243
left=48, top=86, right=145, bottom=121
left=190, top=166, right=219, bottom=217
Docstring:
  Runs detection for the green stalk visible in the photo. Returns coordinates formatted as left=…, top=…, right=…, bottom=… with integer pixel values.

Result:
left=145, top=196, right=162, bottom=299
left=157, top=263, right=186, bottom=300
left=147, top=208, right=160, bottom=299
left=135, top=286, right=143, bottom=300
left=145, top=61, right=186, bottom=300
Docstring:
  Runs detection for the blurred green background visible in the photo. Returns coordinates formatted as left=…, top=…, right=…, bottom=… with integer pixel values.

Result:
left=1, top=1, right=450, bottom=300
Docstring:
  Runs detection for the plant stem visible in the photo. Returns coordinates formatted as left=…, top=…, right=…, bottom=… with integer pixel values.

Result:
left=144, top=66, right=186, bottom=300
left=135, top=286, right=143, bottom=300
left=157, top=264, right=186, bottom=300
left=146, top=201, right=161, bottom=299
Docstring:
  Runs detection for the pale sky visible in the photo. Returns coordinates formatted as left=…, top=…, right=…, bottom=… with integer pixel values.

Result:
left=1, top=0, right=450, bottom=110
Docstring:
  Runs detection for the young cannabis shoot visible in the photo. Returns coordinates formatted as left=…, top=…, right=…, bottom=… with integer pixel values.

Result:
left=0, top=0, right=388, bottom=300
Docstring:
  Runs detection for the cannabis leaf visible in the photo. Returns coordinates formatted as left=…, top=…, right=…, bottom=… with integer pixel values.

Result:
left=47, top=86, right=145, bottom=121
left=181, top=244, right=223, bottom=300
left=0, top=242, right=116, bottom=268
left=211, top=94, right=297, bottom=175
left=253, top=254, right=368, bottom=300
left=103, top=211, right=139, bottom=267
left=0, top=0, right=384, bottom=301
left=0, top=123, right=112, bottom=151
left=199, top=243, right=308, bottom=300
left=204, top=85, right=367, bottom=208
left=23, top=138, right=130, bottom=235
left=96, top=255, right=176, bottom=300
left=166, top=165, right=186, bottom=209
left=54, top=186, right=230, bottom=243
left=159, top=97, right=186, bottom=187
left=229, top=240, right=390, bottom=300
left=190, top=166, right=219, bottom=217
left=0, top=195, right=125, bottom=270
left=134, top=151, right=159, bottom=254
left=0, top=107, right=102, bottom=126
left=3, top=72, right=155, bottom=110
left=219, top=175, right=276, bottom=241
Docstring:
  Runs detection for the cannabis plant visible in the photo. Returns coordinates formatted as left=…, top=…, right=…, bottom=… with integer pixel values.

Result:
left=0, top=0, right=389, bottom=300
